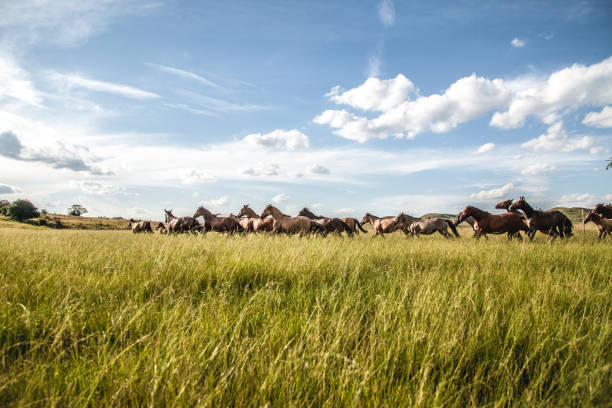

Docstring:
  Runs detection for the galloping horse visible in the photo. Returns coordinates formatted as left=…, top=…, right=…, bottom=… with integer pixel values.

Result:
left=155, top=222, right=167, bottom=234
left=394, top=213, right=422, bottom=236
left=341, top=217, right=368, bottom=234
left=229, top=213, right=251, bottom=232
left=237, top=205, right=274, bottom=232
left=583, top=211, right=612, bottom=240
left=454, top=214, right=478, bottom=237
left=298, top=208, right=353, bottom=237
left=260, top=205, right=323, bottom=235
left=508, top=196, right=572, bottom=241
left=456, top=206, right=526, bottom=240
left=360, top=213, right=404, bottom=237
left=164, top=209, right=200, bottom=233
left=193, top=206, right=243, bottom=233
left=407, top=216, right=460, bottom=238
left=495, top=199, right=515, bottom=212
left=128, top=219, right=152, bottom=233
left=593, top=203, right=612, bottom=218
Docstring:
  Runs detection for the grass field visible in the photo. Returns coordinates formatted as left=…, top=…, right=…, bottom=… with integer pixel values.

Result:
left=1, top=226, right=610, bottom=406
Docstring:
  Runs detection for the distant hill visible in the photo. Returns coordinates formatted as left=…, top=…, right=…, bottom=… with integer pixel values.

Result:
left=419, top=213, right=456, bottom=220
left=550, top=207, right=591, bottom=223
left=0, top=214, right=156, bottom=230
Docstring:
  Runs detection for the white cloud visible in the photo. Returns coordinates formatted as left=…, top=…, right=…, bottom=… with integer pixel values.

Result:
left=272, top=193, right=289, bottom=203
left=0, top=182, right=22, bottom=194
left=203, top=196, right=229, bottom=207
left=243, top=129, right=309, bottom=150
left=242, top=163, right=281, bottom=176
left=51, top=73, right=160, bottom=99
left=521, top=122, right=595, bottom=152
left=557, top=193, right=597, bottom=207
left=0, top=53, right=43, bottom=106
left=491, top=57, right=612, bottom=129
left=378, top=0, right=395, bottom=27
left=367, top=54, right=382, bottom=78
left=511, top=38, right=525, bottom=48
left=307, top=164, right=330, bottom=175
left=311, top=202, right=322, bottom=209
left=336, top=207, right=356, bottom=215
left=70, top=180, right=124, bottom=195
left=583, top=105, right=612, bottom=128
left=325, top=74, right=414, bottom=112
left=471, top=183, right=514, bottom=200
left=177, top=168, right=216, bottom=184
left=476, top=143, right=495, bottom=154
left=147, top=63, right=221, bottom=89
left=521, top=163, right=557, bottom=176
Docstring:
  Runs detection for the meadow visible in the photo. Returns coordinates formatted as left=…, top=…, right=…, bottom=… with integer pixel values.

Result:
left=1, top=225, right=610, bottom=407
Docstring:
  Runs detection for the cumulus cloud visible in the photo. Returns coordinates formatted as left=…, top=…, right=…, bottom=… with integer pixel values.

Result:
left=70, top=180, right=124, bottom=194
left=476, top=143, right=495, bottom=153
left=177, top=168, right=216, bottom=184
left=521, top=122, right=595, bottom=153
left=336, top=207, right=356, bottom=215
left=511, top=38, right=525, bottom=48
left=521, top=163, right=557, bottom=176
left=490, top=57, right=612, bottom=129
left=272, top=193, right=289, bottom=203
left=51, top=73, right=160, bottom=99
left=0, top=183, right=22, bottom=194
left=583, top=106, right=612, bottom=128
left=378, top=0, right=395, bottom=27
left=326, top=74, right=414, bottom=112
left=203, top=196, right=229, bottom=207
left=0, top=131, right=113, bottom=175
left=242, top=163, right=281, bottom=176
left=243, top=129, right=309, bottom=150
left=307, top=164, right=330, bottom=175
left=471, top=183, right=514, bottom=200
left=557, top=193, right=598, bottom=207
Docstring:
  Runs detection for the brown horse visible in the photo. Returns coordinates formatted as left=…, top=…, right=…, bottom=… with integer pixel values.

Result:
left=229, top=213, right=251, bottom=232
left=341, top=217, right=368, bottom=234
left=495, top=199, right=514, bottom=212
left=260, top=205, right=323, bottom=235
left=508, top=196, right=572, bottom=241
left=360, top=213, right=404, bottom=237
left=193, top=206, right=243, bottom=233
left=593, top=203, right=612, bottom=218
left=155, top=222, right=167, bottom=234
left=237, top=205, right=274, bottom=232
left=457, top=206, right=526, bottom=240
left=407, top=216, right=460, bottom=238
left=583, top=211, right=612, bottom=240
left=454, top=213, right=478, bottom=237
left=394, top=213, right=421, bottom=236
left=298, top=208, right=354, bottom=237
left=164, top=209, right=200, bottom=233
left=128, top=219, right=152, bottom=233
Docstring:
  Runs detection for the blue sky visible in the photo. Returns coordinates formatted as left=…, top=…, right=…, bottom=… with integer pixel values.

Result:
left=1, top=0, right=611, bottom=219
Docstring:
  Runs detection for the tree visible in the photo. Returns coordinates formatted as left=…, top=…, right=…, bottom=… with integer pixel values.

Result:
left=606, top=157, right=611, bottom=170
left=8, top=199, right=40, bottom=222
left=68, top=204, right=88, bottom=216
left=0, top=200, right=10, bottom=216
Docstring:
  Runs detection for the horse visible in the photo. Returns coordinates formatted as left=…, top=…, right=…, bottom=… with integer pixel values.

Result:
left=583, top=211, right=612, bottom=240
left=193, top=206, right=243, bottom=234
left=128, top=219, right=152, bottom=233
left=593, top=203, right=612, bottom=218
left=394, top=213, right=422, bottom=236
left=494, top=199, right=515, bottom=212
left=164, top=209, right=201, bottom=233
left=407, top=216, right=460, bottom=238
left=454, top=214, right=478, bottom=237
left=298, top=208, right=354, bottom=237
left=236, top=205, right=274, bottom=232
left=508, top=196, right=572, bottom=241
left=260, top=205, right=323, bottom=235
left=360, top=213, right=404, bottom=237
left=341, top=217, right=368, bottom=234
left=456, top=206, right=527, bottom=240
left=229, top=213, right=251, bottom=232
left=155, top=222, right=167, bottom=234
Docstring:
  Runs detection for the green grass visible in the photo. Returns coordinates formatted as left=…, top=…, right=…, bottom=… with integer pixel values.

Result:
left=1, top=228, right=610, bottom=407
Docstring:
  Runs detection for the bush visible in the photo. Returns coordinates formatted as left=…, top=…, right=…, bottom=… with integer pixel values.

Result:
left=8, top=199, right=40, bottom=222
left=0, top=199, right=10, bottom=216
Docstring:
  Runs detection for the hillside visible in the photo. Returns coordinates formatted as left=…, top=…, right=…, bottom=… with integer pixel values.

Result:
left=0, top=214, right=153, bottom=230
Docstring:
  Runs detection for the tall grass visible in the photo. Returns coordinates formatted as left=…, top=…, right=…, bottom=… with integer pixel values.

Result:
left=1, top=228, right=610, bottom=406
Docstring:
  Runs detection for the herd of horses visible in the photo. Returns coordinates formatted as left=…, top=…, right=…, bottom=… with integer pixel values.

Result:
left=127, top=198, right=612, bottom=242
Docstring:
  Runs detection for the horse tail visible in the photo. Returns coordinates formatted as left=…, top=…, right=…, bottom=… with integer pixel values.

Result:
left=563, top=216, right=573, bottom=237
left=356, top=220, right=368, bottom=233
left=446, top=220, right=460, bottom=237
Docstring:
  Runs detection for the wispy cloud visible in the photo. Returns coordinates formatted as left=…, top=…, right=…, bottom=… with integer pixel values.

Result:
left=511, top=37, right=525, bottom=48
left=51, top=73, right=160, bottom=99
left=378, top=0, right=396, bottom=27
left=0, top=53, right=43, bottom=107
left=476, top=143, right=495, bottom=154
left=0, top=182, right=22, bottom=194
left=147, top=63, right=222, bottom=89
left=175, top=89, right=265, bottom=113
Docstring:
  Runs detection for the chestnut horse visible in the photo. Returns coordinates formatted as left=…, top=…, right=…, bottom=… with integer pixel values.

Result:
left=164, top=209, right=200, bottom=233
left=583, top=211, right=612, bottom=240
left=236, top=205, right=274, bottom=232
left=128, top=219, right=152, bottom=233
left=454, top=214, right=478, bottom=237
left=593, top=203, right=612, bottom=218
left=508, top=196, right=572, bottom=241
left=298, top=208, right=354, bottom=237
left=360, top=213, right=404, bottom=237
left=193, top=206, right=243, bottom=233
left=456, top=206, right=526, bottom=240
left=260, top=205, right=323, bottom=235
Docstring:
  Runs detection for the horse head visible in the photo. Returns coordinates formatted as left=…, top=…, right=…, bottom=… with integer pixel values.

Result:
left=260, top=204, right=274, bottom=219
left=583, top=211, right=596, bottom=224
left=164, top=209, right=174, bottom=223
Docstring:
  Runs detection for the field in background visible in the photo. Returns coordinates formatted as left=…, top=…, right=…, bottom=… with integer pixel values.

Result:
left=1, top=226, right=610, bottom=406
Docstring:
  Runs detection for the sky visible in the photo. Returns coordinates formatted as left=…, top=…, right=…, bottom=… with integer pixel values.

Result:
left=0, top=0, right=611, bottom=219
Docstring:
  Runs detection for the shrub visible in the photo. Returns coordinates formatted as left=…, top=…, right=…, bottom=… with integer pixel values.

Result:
left=8, top=199, right=40, bottom=222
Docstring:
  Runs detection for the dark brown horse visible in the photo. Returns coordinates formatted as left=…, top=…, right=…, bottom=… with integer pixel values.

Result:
left=583, top=211, right=612, bottom=240
left=164, top=209, right=200, bottom=233
left=261, top=205, right=323, bottom=235
left=236, top=205, right=274, bottom=232
left=298, top=208, right=354, bottom=237
left=494, top=199, right=514, bottom=212
left=360, top=213, right=404, bottom=237
left=193, top=206, right=243, bottom=233
left=593, top=203, right=612, bottom=218
left=457, top=206, right=526, bottom=240
left=128, top=219, right=152, bottom=233
left=508, top=196, right=572, bottom=241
